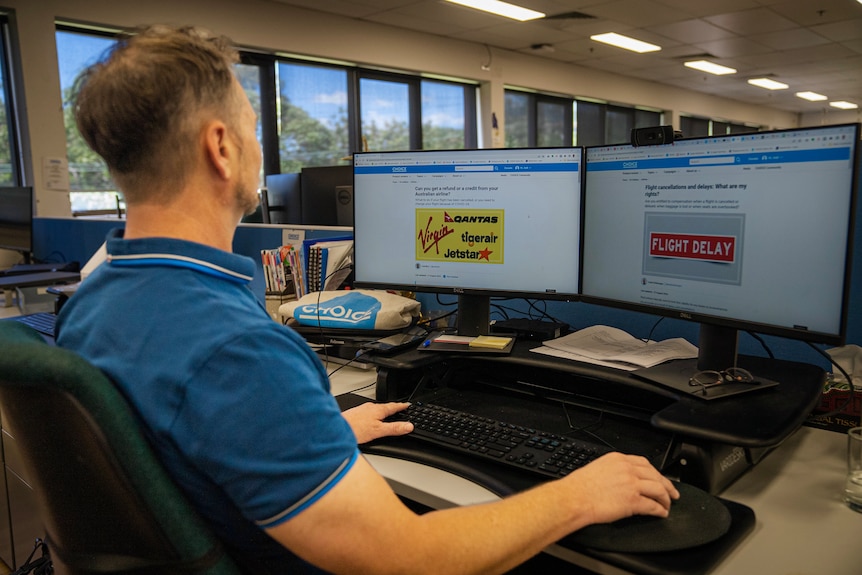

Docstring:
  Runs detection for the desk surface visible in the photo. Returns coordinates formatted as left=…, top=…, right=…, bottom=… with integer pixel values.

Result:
left=328, top=363, right=862, bottom=575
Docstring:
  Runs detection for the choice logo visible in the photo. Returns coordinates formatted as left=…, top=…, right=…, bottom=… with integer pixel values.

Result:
left=295, top=292, right=380, bottom=329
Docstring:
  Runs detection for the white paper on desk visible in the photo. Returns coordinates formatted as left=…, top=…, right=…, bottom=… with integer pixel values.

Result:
left=531, top=345, right=642, bottom=371
left=538, top=325, right=698, bottom=369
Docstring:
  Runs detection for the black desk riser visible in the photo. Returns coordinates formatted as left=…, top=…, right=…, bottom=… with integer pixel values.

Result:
left=0, top=271, right=80, bottom=290
left=368, top=339, right=825, bottom=495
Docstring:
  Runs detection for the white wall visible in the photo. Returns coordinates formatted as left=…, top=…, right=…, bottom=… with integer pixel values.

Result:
left=2, top=0, right=803, bottom=218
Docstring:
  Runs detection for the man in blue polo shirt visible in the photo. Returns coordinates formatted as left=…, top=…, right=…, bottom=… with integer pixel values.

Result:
left=58, top=24, right=678, bottom=575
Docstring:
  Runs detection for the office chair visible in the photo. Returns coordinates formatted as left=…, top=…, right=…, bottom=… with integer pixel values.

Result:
left=0, top=322, right=241, bottom=574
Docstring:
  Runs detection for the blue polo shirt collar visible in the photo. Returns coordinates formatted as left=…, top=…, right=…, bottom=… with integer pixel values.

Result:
left=104, top=228, right=254, bottom=285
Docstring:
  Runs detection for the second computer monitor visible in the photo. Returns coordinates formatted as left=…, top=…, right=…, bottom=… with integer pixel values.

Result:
left=582, top=123, right=859, bottom=367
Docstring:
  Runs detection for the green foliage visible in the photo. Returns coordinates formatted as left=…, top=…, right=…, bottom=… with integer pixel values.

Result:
left=62, top=84, right=114, bottom=192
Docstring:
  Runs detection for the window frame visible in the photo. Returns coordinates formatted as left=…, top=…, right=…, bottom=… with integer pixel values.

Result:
left=0, top=12, right=25, bottom=187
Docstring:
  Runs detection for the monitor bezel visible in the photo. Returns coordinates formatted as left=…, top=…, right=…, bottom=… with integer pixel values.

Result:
left=579, top=123, right=860, bottom=348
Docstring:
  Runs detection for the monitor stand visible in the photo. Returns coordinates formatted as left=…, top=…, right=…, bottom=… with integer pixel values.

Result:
left=455, top=294, right=491, bottom=336
left=631, top=324, right=779, bottom=400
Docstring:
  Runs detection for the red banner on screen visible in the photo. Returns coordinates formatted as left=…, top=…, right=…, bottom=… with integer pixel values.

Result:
left=649, top=233, right=736, bottom=263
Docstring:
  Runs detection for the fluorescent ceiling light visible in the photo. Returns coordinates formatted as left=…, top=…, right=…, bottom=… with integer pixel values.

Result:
left=684, top=60, right=736, bottom=75
left=748, top=78, right=788, bottom=90
left=444, top=0, right=545, bottom=21
left=590, top=32, right=661, bottom=53
left=796, top=91, right=828, bottom=102
left=830, top=101, right=858, bottom=110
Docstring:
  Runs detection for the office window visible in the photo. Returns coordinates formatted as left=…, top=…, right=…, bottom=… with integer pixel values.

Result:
left=680, top=116, right=759, bottom=138
left=504, top=91, right=529, bottom=148
left=235, top=61, right=265, bottom=185
left=277, top=61, right=350, bottom=172
left=575, top=100, right=662, bottom=147
left=56, top=27, right=118, bottom=213
left=422, top=80, right=471, bottom=150
left=504, top=90, right=573, bottom=148
left=57, top=26, right=477, bottom=193
left=0, top=15, right=20, bottom=186
left=360, top=74, right=414, bottom=152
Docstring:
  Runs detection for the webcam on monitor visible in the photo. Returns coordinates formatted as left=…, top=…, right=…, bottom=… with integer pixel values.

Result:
left=631, top=125, right=682, bottom=147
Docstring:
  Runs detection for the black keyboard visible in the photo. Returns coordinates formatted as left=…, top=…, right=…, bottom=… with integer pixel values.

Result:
left=9, top=312, right=56, bottom=337
left=391, top=402, right=611, bottom=480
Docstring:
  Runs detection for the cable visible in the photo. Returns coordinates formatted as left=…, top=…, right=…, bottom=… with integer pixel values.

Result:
left=744, top=330, right=774, bottom=359
left=561, top=403, right=616, bottom=449
left=644, top=316, right=664, bottom=343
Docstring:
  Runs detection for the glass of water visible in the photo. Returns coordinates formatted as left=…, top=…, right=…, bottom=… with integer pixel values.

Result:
left=844, top=427, right=862, bottom=512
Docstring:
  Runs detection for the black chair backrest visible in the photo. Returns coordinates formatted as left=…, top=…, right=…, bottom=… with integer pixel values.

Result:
left=0, top=321, right=241, bottom=574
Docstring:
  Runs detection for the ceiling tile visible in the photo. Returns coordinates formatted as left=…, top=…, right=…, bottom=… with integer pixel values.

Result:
left=692, top=36, right=774, bottom=58
left=769, top=0, right=862, bottom=26
left=575, top=0, right=688, bottom=27
left=811, top=19, right=862, bottom=42
left=750, top=27, right=832, bottom=50
left=645, top=19, right=738, bottom=44
left=705, top=7, right=798, bottom=35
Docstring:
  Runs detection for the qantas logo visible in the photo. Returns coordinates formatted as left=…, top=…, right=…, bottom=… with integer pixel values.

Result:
left=443, top=211, right=498, bottom=223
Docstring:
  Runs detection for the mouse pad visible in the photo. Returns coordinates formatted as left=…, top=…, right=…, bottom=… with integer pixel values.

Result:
left=567, top=482, right=731, bottom=553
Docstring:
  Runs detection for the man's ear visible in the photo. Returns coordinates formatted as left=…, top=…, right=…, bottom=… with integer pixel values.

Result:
left=203, top=120, right=231, bottom=181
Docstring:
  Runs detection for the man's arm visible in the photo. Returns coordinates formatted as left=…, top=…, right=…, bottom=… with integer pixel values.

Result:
left=266, top=451, right=678, bottom=575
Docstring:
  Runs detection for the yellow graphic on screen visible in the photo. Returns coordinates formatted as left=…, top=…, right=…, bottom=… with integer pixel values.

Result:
left=416, top=209, right=504, bottom=264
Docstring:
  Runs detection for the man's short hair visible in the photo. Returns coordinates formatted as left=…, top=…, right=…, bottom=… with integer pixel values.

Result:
left=74, top=25, right=240, bottom=202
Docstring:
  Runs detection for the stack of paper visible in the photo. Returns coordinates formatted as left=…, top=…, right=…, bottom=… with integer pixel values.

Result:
left=533, top=325, right=698, bottom=370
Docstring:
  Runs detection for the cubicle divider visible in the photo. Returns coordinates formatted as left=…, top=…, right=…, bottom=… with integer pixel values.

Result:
left=32, top=218, right=352, bottom=301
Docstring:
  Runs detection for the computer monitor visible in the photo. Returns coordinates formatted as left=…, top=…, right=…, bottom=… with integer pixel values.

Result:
left=582, top=123, right=859, bottom=372
left=353, top=147, right=583, bottom=335
left=300, top=165, right=352, bottom=226
left=264, top=172, right=302, bottom=224
left=0, top=186, right=33, bottom=263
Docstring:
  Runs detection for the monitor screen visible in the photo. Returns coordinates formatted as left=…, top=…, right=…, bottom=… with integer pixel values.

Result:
left=353, top=147, right=582, bottom=335
left=0, top=186, right=33, bottom=257
left=582, top=123, right=859, bottom=368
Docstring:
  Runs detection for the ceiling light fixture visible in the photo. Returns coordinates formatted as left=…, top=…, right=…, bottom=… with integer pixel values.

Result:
left=748, top=78, right=788, bottom=90
left=684, top=60, right=736, bottom=75
left=444, top=0, right=545, bottom=21
left=830, top=101, right=858, bottom=110
left=590, top=32, right=661, bottom=53
left=796, top=91, right=828, bottom=102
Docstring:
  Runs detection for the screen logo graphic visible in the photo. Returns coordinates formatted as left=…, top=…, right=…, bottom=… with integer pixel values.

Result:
left=649, top=233, right=736, bottom=263
left=643, top=213, right=745, bottom=285
left=416, top=209, right=504, bottom=264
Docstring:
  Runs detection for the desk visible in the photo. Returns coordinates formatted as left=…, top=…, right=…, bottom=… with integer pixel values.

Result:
left=328, top=364, right=862, bottom=575
left=0, top=272, right=80, bottom=308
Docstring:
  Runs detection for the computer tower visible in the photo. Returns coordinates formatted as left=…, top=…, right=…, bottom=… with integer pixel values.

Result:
left=335, top=185, right=353, bottom=226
